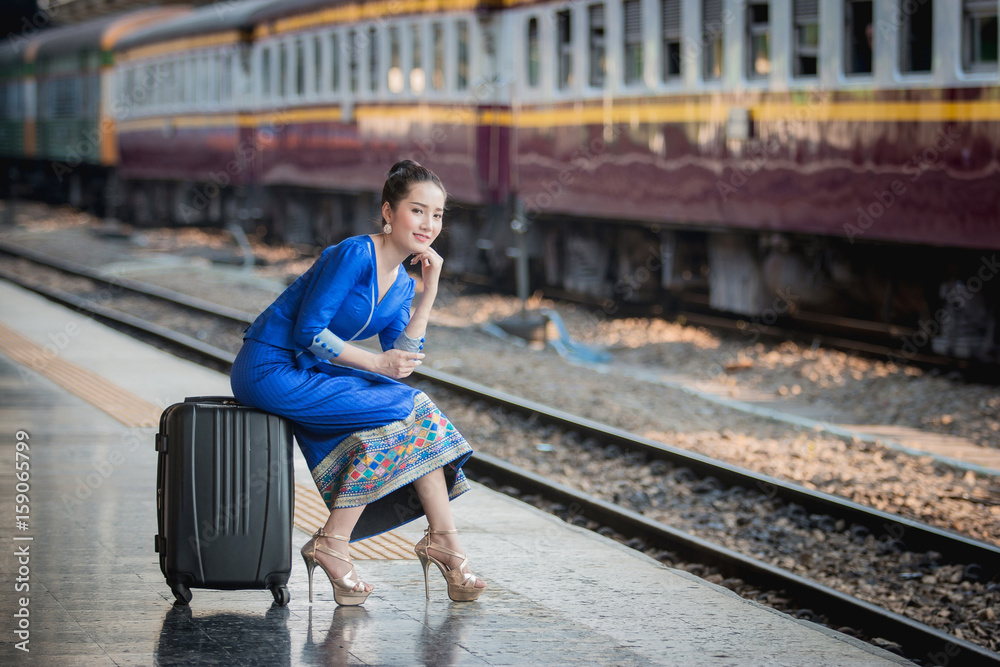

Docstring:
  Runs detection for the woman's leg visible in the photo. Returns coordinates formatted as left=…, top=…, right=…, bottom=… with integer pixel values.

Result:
left=316, top=505, right=373, bottom=592
left=412, top=468, right=486, bottom=589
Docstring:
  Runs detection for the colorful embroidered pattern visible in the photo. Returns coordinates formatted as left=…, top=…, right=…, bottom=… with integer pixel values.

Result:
left=311, top=392, right=472, bottom=509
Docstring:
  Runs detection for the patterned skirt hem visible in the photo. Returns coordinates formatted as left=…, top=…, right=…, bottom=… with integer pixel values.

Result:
left=309, top=391, right=473, bottom=512
left=322, top=460, right=472, bottom=511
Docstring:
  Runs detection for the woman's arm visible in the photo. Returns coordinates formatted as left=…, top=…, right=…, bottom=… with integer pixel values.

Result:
left=402, top=246, right=443, bottom=342
left=345, top=247, right=441, bottom=379
left=330, top=344, right=423, bottom=379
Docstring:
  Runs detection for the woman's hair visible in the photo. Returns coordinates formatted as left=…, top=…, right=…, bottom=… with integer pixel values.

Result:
left=380, top=160, right=446, bottom=222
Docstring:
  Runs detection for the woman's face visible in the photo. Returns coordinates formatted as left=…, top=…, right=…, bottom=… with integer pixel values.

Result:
left=384, top=181, right=445, bottom=253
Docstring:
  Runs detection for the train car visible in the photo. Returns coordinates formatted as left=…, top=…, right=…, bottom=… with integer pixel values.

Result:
left=99, top=0, right=999, bottom=362
left=499, top=0, right=999, bottom=360
left=111, top=0, right=508, bottom=261
left=111, top=0, right=283, bottom=227
left=0, top=41, right=30, bottom=195
left=0, top=7, right=190, bottom=209
left=246, top=0, right=509, bottom=254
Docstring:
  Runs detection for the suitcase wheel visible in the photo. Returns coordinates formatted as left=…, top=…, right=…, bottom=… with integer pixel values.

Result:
left=171, top=583, right=193, bottom=605
left=271, top=585, right=290, bottom=607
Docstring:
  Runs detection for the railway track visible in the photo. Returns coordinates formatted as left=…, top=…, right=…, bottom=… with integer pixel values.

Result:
left=1, top=240, right=998, bottom=665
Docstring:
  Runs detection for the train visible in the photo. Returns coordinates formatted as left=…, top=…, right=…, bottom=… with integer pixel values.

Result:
left=1, top=0, right=998, bottom=362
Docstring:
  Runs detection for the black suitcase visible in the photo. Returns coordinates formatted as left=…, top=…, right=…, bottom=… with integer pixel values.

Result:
left=154, top=396, right=294, bottom=606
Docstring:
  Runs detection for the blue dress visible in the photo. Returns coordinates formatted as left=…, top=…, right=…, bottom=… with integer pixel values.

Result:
left=230, top=235, right=472, bottom=541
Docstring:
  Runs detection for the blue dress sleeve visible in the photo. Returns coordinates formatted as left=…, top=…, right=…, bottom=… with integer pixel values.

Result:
left=293, top=241, right=367, bottom=360
left=379, top=277, right=423, bottom=352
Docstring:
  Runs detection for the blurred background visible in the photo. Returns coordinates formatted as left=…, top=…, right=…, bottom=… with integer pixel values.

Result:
left=0, top=0, right=997, bottom=365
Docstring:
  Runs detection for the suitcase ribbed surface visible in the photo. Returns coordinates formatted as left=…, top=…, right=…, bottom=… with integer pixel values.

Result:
left=211, top=409, right=250, bottom=537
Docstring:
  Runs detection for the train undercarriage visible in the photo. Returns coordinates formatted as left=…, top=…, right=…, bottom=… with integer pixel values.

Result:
left=3, top=162, right=997, bottom=364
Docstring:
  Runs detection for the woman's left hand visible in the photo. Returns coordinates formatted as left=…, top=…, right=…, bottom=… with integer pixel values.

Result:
left=410, top=247, right=443, bottom=291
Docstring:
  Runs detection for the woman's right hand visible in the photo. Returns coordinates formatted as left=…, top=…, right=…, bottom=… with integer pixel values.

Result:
left=375, top=349, right=425, bottom=378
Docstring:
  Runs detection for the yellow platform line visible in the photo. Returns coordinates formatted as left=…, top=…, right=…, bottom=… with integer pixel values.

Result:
left=294, top=481, right=415, bottom=560
left=0, top=318, right=411, bottom=559
left=0, top=321, right=161, bottom=428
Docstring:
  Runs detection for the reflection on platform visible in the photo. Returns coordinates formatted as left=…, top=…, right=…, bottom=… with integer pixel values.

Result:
left=156, top=605, right=292, bottom=666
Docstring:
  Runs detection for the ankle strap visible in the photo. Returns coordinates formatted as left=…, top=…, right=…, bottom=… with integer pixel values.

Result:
left=315, top=529, right=352, bottom=541
left=426, top=528, right=458, bottom=535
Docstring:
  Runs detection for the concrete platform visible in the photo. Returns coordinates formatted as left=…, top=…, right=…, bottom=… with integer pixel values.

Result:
left=0, top=280, right=909, bottom=666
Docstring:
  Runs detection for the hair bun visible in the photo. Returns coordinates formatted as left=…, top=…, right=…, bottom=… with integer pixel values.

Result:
left=388, top=159, right=420, bottom=178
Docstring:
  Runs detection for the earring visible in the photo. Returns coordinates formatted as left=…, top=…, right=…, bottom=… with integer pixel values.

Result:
left=383, top=223, right=392, bottom=235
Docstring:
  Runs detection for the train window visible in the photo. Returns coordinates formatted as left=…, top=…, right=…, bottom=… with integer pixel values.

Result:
left=746, top=2, right=770, bottom=78
left=198, top=58, right=209, bottom=107
left=88, top=72, right=100, bottom=117
left=186, top=58, right=197, bottom=104
left=215, top=54, right=224, bottom=105
left=411, top=24, right=425, bottom=93
left=262, top=47, right=272, bottom=98
left=457, top=20, right=469, bottom=91
left=175, top=62, right=185, bottom=105
left=527, top=17, right=540, bottom=87
left=662, top=0, right=681, bottom=80
left=329, top=33, right=340, bottom=92
left=899, top=0, right=933, bottom=73
left=589, top=4, right=606, bottom=87
left=54, top=77, right=78, bottom=117
left=2, top=82, right=21, bottom=120
left=222, top=53, right=233, bottom=103
left=279, top=42, right=288, bottom=97
left=348, top=30, right=359, bottom=93
left=172, top=60, right=182, bottom=106
left=432, top=23, right=444, bottom=91
left=312, top=36, right=322, bottom=95
left=843, top=0, right=872, bottom=74
left=623, top=0, right=643, bottom=84
left=292, top=41, right=303, bottom=97
left=388, top=26, right=403, bottom=93
left=368, top=27, right=379, bottom=93
left=123, top=67, right=135, bottom=107
left=557, top=10, right=572, bottom=89
left=792, top=0, right=818, bottom=76
left=963, top=0, right=999, bottom=72
left=153, top=63, right=164, bottom=107
left=703, top=0, right=724, bottom=80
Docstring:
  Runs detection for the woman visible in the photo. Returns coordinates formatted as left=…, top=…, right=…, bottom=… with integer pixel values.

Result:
left=231, top=160, right=485, bottom=605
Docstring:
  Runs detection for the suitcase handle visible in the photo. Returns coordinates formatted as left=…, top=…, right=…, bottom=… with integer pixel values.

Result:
left=184, top=396, right=241, bottom=405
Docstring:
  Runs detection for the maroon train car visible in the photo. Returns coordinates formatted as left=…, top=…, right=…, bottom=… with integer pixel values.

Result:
left=107, top=0, right=999, bottom=360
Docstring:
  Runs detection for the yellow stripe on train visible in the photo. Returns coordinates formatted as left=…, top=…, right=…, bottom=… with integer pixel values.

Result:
left=115, top=99, right=1000, bottom=134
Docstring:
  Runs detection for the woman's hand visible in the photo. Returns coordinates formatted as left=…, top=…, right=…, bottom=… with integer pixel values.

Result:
left=410, top=246, right=443, bottom=293
left=376, top=349, right=425, bottom=379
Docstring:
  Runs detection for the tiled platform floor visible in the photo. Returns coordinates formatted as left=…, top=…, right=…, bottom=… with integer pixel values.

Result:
left=0, top=281, right=909, bottom=666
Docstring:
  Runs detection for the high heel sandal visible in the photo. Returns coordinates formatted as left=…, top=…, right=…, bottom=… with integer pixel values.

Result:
left=301, top=530, right=371, bottom=606
left=413, top=528, right=485, bottom=602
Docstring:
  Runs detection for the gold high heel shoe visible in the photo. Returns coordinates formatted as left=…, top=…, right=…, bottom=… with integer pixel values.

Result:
left=413, top=528, right=485, bottom=602
left=301, top=530, right=371, bottom=606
